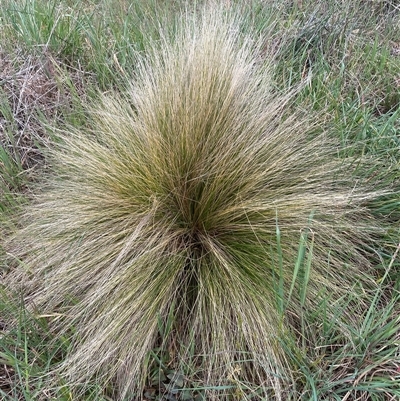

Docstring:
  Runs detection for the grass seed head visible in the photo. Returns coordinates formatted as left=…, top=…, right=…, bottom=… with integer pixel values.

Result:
left=5, top=6, right=386, bottom=400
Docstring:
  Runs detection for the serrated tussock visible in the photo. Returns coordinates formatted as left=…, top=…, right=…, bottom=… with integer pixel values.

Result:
left=5, top=7, right=386, bottom=400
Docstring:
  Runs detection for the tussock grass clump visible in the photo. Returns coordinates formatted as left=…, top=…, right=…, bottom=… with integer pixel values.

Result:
left=4, top=7, right=388, bottom=400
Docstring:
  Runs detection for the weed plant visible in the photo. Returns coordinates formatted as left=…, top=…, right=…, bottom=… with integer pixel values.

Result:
left=1, top=1, right=400, bottom=400
left=3, top=4, right=397, bottom=400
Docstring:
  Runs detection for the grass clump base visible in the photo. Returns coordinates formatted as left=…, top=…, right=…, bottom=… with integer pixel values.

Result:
left=3, top=5, right=392, bottom=400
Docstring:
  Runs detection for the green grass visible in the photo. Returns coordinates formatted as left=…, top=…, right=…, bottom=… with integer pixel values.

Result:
left=0, top=0, right=399, bottom=400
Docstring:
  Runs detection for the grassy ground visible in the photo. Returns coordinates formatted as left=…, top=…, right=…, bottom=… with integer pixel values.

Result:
left=0, top=0, right=399, bottom=400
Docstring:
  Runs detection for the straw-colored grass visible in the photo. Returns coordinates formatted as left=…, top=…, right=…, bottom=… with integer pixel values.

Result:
left=4, top=6, right=388, bottom=400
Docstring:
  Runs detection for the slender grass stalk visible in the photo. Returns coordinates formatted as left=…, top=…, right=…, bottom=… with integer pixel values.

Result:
left=4, top=5, right=391, bottom=400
